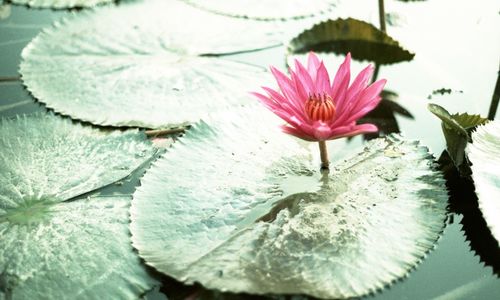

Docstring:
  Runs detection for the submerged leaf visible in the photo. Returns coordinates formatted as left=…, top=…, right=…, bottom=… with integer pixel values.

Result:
left=287, top=18, right=415, bottom=65
left=20, top=0, right=285, bottom=129
left=428, top=103, right=488, bottom=169
left=467, top=121, right=500, bottom=246
left=10, top=0, right=111, bottom=9
left=181, top=0, right=335, bottom=20
left=0, top=195, right=158, bottom=299
left=0, top=114, right=157, bottom=298
left=131, top=107, right=447, bottom=299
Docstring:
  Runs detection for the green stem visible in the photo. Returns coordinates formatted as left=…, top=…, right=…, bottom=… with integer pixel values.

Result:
left=378, top=0, right=386, bottom=33
left=318, top=141, right=329, bottom=170
left=487, top=67, right=500, bottom=120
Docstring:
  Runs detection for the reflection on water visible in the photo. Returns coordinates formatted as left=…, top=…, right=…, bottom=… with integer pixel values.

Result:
left=439, top=151, right=500, bottom=277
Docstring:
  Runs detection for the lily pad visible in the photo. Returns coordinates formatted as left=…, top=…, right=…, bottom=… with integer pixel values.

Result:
left=468, top=121, right=500, bottom=246
left=287, top=18, right=415, bottom=65
left=131, top=107, right=448, bottom=299
left=0, top=113, right=155, bottom=202
left=10, top=0, right=111, bottom=9
left=0, top=113, right=157, bottom=298
left=181, top=0, right=335, bottom=20
left=20, top=0, right=283, bottom=129
left=0, top=195, right=158, bottom=299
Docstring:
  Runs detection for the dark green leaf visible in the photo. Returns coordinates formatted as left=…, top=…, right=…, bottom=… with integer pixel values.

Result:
left=287, top=18, right=415, bottom=65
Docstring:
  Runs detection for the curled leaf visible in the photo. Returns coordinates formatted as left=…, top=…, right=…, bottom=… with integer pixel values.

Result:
left=428, top=103, right=488, bottom=169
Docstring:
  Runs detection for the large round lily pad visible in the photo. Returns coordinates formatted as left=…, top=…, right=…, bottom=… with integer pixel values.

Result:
left=468, top=121, right=500, bottom=246
left=0, top=195, right=157, bottom=299
left=0, top=113, right=157, bottom=298
left=181, top=0, right=335, bottom=20
left=20, top=0, right=283, bottom=129
left=0, top=113, right=155, bottom=201
left=131, top=107, right=448, bottom=299
left=11, top=0, right=111, bottom=9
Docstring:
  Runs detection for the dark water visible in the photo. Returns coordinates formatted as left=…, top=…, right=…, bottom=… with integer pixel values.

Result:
left=0, top=0, right=499, bottom=299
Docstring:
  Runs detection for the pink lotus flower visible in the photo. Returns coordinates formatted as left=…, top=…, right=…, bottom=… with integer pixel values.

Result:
left=251, top=52, right=386, bottom=142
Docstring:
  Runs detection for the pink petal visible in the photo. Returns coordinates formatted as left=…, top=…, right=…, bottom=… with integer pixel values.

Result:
left=307, top=52, right=321, bottom=80
left=293, top=59, right=315, bottom=95
left=331, top=73, right=350, bottom=111
left=289, top=69, right=308, bottom=103
left=331, top=53, right=351, bottom=102
left=345, top=64, right=374, bottom=104
left=280, top=124, right=316, bottom=141
left=312, top=121, right=334, bottom=141
left=314, top=61, right=332, bottom=95
left=327, top=123, right=378, bottom=140
left=262, top=86, right=307, bottom=122
left=332, top=65, right=375, bottom=126
left=250, top=91, right=282, bottom=111
left=344, top=79, right=386, bottom=123
left=345, top=96, right=383, bottom=123
left=270, top=66, right=301, bottom=107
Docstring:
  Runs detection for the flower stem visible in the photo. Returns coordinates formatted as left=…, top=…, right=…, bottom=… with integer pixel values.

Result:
left=378, top=0, right=386, bottom=33
left=318, top=141, right=329, bottom=170
left=487, top=66, right=500, bottom=120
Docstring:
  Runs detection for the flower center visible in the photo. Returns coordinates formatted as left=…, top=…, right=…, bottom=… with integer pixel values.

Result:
left=305, top=93, right=336, bottom=122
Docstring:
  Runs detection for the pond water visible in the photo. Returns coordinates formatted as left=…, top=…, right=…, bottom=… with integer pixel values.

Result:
left=0, top=0, right=499, bottom=299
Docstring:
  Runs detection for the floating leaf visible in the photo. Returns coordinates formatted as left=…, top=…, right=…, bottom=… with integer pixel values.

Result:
left=181, top=0, right=335, bottom=20
left=428, top=103, right=488, bottom=169
left=0, top=113, right=155, bottom=202
left=10, top=0, right=111, bottom=9
left=131, top=107, right=447, bottom=299
left=0, top=195, right=158, bottom=299
left=467, top=121, right=500, bottom=246
left=20, top=0, right=288, bottom=129
left=287, top=18, right=415, bottom=65
left=0, top=113, right=157, bottom=298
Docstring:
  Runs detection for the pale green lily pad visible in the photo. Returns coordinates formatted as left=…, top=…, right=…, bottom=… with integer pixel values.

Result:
left=0, top=195, right=158, bottom=299
left=20, top=0, right=283, bottom=129
left=11, top=0, right=111, bottom=9
left=181, top=0, right=335, bottom=20
left=468, top=121, right=500, bottom=246
left=131, top=107, right=448, bottom=299
left=0, top=113, right=155, bottom=202
left=0, top=113, right=157, bottom=298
